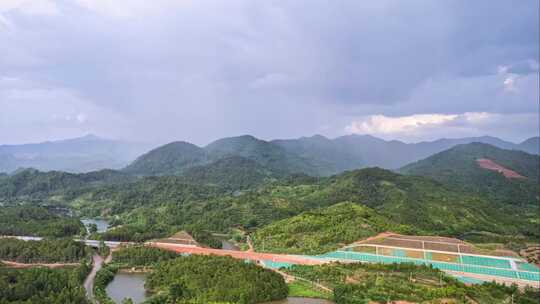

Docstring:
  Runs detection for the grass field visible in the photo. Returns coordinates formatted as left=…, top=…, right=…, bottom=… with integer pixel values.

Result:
left=287, top=281, right=332, bottom=299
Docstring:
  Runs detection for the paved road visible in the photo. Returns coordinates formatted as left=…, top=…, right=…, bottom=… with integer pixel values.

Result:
left=1, top=236, right=124, bottom=248
left=83, top=254, right=104, bottom=303
left=149, top=242, right=325, bottom=265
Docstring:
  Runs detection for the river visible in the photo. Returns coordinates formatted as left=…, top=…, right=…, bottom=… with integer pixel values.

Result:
left=105, top=273, right=148, bottom=304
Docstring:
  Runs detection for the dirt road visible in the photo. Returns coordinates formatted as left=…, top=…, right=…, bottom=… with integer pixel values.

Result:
left=83, top=254, right=104, bottom=303
left=150, top=242, right=324, bottom=265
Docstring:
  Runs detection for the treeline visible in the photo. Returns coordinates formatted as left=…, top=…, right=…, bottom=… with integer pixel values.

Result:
left=286, top=262, right=540, bottom=304
left=145, top=255, right=288, bottom=304
left=97, top=224, right=169, bottom=242
left=112, top=246, right=178, bottom=267
left=0, top=238, right=90, bottom=264
left=0, top=264, right=90, bottom=304
left=0, top=168, right=133, bottom=203
left=0, top=206, right=84, bottom=238
left=93, top=264, right=118, bottom=304
left=189, top=229, right=222, bottom=249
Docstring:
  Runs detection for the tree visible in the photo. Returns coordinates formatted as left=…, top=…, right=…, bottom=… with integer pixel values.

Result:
left=88, top=223, right=98, bottom=234
left=169, top=282, right=187, bottom=303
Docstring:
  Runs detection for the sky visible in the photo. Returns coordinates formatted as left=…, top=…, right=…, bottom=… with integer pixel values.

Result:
left=0, top=0, right=538, bottom=145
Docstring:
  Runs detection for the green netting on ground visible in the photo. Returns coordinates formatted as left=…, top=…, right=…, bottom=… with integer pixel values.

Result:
left=461, top=255, right=511, bottom=269
left=517, top=271, right=540, bottom=281
left=319, top=251, right=380, bottom=262
left=452, top=275, right=485, bottom=284
left=517, top=262, right=540, bottom=273
left=430, top=262, right=462, bottom=272
left=261, top=260, right=293, bottom=269
left=312, top=251, right=540, bottom=282
left=461, top=265, right=518, bottom=279
left=393, top=249, right=407, bottom=257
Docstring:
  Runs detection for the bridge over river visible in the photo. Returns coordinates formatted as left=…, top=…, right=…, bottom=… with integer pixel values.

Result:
left=4, top=236, right=124, bottom=248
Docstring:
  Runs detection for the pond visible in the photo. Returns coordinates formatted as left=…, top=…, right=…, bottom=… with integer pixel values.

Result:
left=105, top=273, right=148, bottom=304
left=264, top=298, right=334, bottom=304
left=81, top=218, right=110, bottom=233
left=221, top=239, right=240, bottom=251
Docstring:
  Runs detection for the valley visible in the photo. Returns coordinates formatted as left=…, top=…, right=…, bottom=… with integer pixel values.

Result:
left=0, top=136, right=539, bottom=304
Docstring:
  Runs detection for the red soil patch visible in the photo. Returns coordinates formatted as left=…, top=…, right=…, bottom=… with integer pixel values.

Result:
left=476, top=158, right=526, bottom=179
left=149, top=242, right=324, bottom=266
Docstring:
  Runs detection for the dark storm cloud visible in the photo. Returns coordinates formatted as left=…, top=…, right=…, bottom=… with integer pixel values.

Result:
left=0, top=0, right=538, bottom=144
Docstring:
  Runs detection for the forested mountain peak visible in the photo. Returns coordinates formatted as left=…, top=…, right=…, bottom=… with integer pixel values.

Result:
left=518, top=136, right=540, bottom=155
left=123, top=141, right=208, bottom=176
left=400, top=142, right=539, bottom=206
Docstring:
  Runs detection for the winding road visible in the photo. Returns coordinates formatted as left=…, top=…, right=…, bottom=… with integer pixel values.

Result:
left=83, top=254, right=104, bottom=303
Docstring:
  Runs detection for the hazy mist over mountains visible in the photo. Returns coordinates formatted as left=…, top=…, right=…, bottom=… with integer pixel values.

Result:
left=1, top=133, right=537, bottom=175
left=0, top=135, right=152, bottom=173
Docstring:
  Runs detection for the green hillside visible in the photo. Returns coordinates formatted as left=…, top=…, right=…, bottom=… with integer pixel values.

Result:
left=400, top=143, right=540, bottom=207
left=205, top=135, right=318, bottom=176
left=0, top=206, right=85, bottom=237
left=180, top=156, right=279, bottom=190
left=123, top=141, right=208, bottom=176
left=252, top=202, right=412, bottom=254
left=123, top=135, right=318, bottom=177
left=64, top=167, right=538, bottom=245
left=272, top=135, right=364, bottom=176
left=0, top=168, right=133, bottom=204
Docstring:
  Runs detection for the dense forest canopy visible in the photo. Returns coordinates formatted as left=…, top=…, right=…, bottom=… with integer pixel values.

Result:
left=0, top=265, right=90, bottom=304
left=0, top=206, right=85, bottom=238
left=145, top=255, right=288, bottom=304
left=0, top=238, right=90, bottom=264
left=252, top=202, right=413, bottom=254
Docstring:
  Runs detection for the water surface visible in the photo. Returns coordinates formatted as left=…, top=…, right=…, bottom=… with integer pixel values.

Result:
left=82, top=218, right=110, bottom=233
left=105, top=273, right=147, bottom=304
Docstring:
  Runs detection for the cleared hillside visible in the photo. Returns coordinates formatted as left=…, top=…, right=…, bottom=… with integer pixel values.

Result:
left=400, top=143, right=540, bottom=207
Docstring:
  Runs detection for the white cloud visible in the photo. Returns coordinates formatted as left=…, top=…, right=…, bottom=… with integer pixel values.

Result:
left=345, top=113, right=459, bottom=135
left=0, top=0, right=59, bottom=15
left=345, top=112, right=538, bottom=142
left=503, top=75, right=518, bottom=92
left=76, top=113, right=88, bottom=123
left=73, top=0, right=191, bottom=18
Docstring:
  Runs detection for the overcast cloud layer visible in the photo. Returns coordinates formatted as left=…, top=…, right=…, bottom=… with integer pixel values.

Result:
left=1, top=0, right=538, bottom=145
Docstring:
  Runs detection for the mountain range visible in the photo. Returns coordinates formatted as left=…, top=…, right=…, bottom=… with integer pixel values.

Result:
left=0, top=135, right=151, bottom=173
left=124, top=134, right=539, bottom=177
left=0, top=134, right=537, bottom=177
left=0, top=138, right=538, bottom=248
